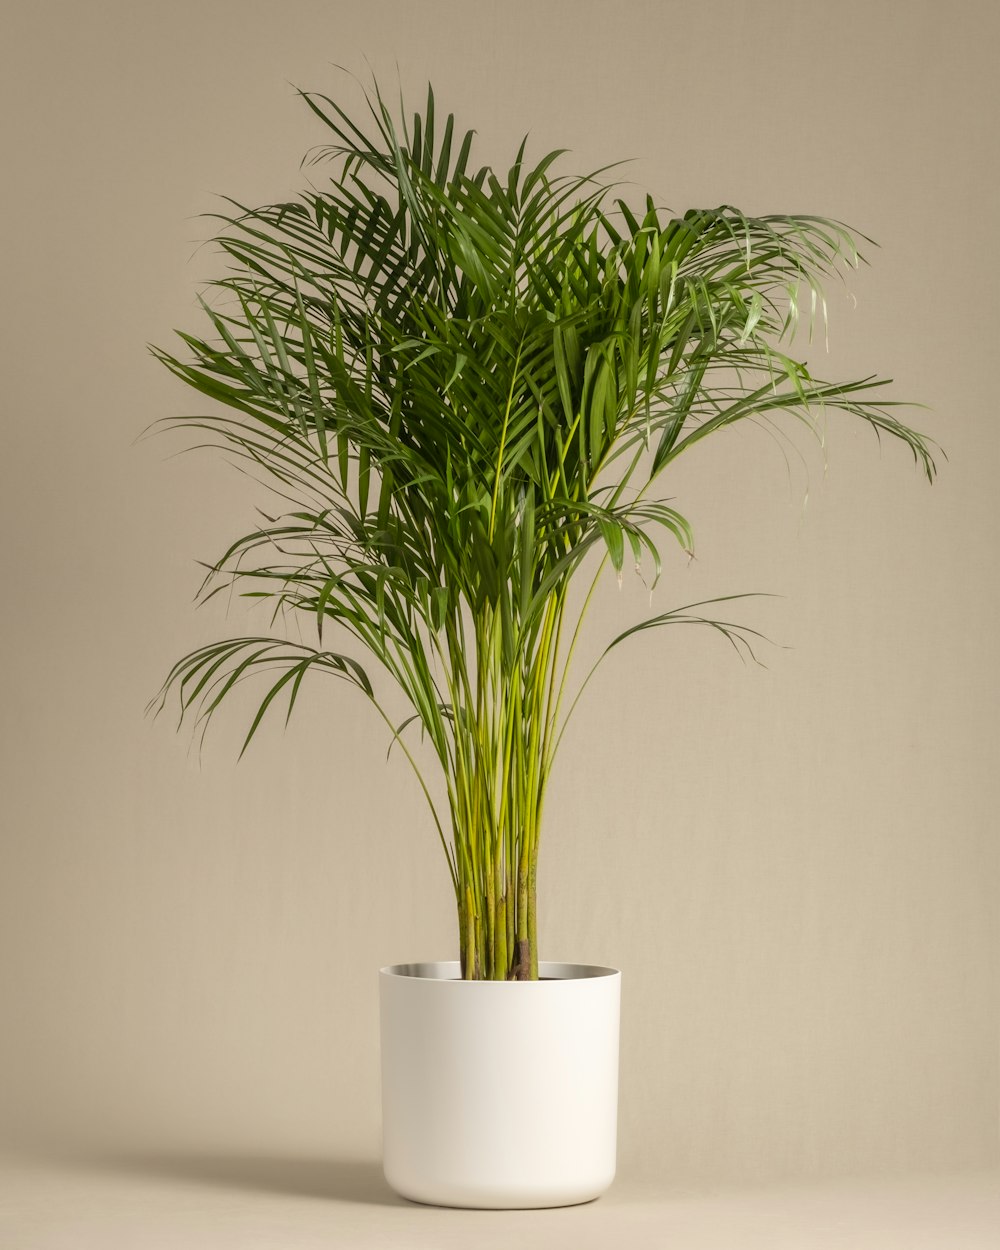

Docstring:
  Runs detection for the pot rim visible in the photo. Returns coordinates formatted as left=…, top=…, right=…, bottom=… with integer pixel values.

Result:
left=380, top=960, right=620, bottom=982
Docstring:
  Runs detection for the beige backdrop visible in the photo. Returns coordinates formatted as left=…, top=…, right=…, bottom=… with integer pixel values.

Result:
left=1, top=0, right=996, bottom=1186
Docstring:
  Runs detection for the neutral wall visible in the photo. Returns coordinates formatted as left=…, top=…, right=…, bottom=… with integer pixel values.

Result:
left=1, top=0, right=996, bottom=1185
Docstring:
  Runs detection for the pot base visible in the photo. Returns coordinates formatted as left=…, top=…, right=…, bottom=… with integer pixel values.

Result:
left=387, top=1176, right=612, bottom=1210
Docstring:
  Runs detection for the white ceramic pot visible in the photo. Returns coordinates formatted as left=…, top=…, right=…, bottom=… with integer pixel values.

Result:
left=379, top=960, right=621, bottom=1209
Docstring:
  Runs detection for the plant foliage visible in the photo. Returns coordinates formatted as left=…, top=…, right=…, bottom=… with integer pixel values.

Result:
left=152, top=77, right=935, bottom=978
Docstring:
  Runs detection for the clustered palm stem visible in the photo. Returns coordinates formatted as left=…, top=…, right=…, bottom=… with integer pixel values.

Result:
left=151, top=77, right=935, bottom=979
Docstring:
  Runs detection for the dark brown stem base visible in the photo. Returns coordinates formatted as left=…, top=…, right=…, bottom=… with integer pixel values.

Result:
left=508, top=938, right=533, bottom=981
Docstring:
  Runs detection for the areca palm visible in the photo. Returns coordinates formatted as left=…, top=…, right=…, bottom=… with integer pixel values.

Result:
left=152, top=79, right=935, bottom=980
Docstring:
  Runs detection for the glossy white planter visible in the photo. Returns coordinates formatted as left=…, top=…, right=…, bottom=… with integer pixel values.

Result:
left=379, top=960, right=621, bottom=1209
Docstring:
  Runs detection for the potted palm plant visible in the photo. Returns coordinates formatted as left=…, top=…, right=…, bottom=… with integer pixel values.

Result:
left=152, top=78, right=935, bottom=1208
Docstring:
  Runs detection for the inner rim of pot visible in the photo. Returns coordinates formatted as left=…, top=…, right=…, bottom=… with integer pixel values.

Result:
left=381, top=960, right=619, bottom=981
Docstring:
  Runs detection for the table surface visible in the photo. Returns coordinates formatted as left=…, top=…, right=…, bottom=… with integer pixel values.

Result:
left=2, top=1149, right=997, bottom=1249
